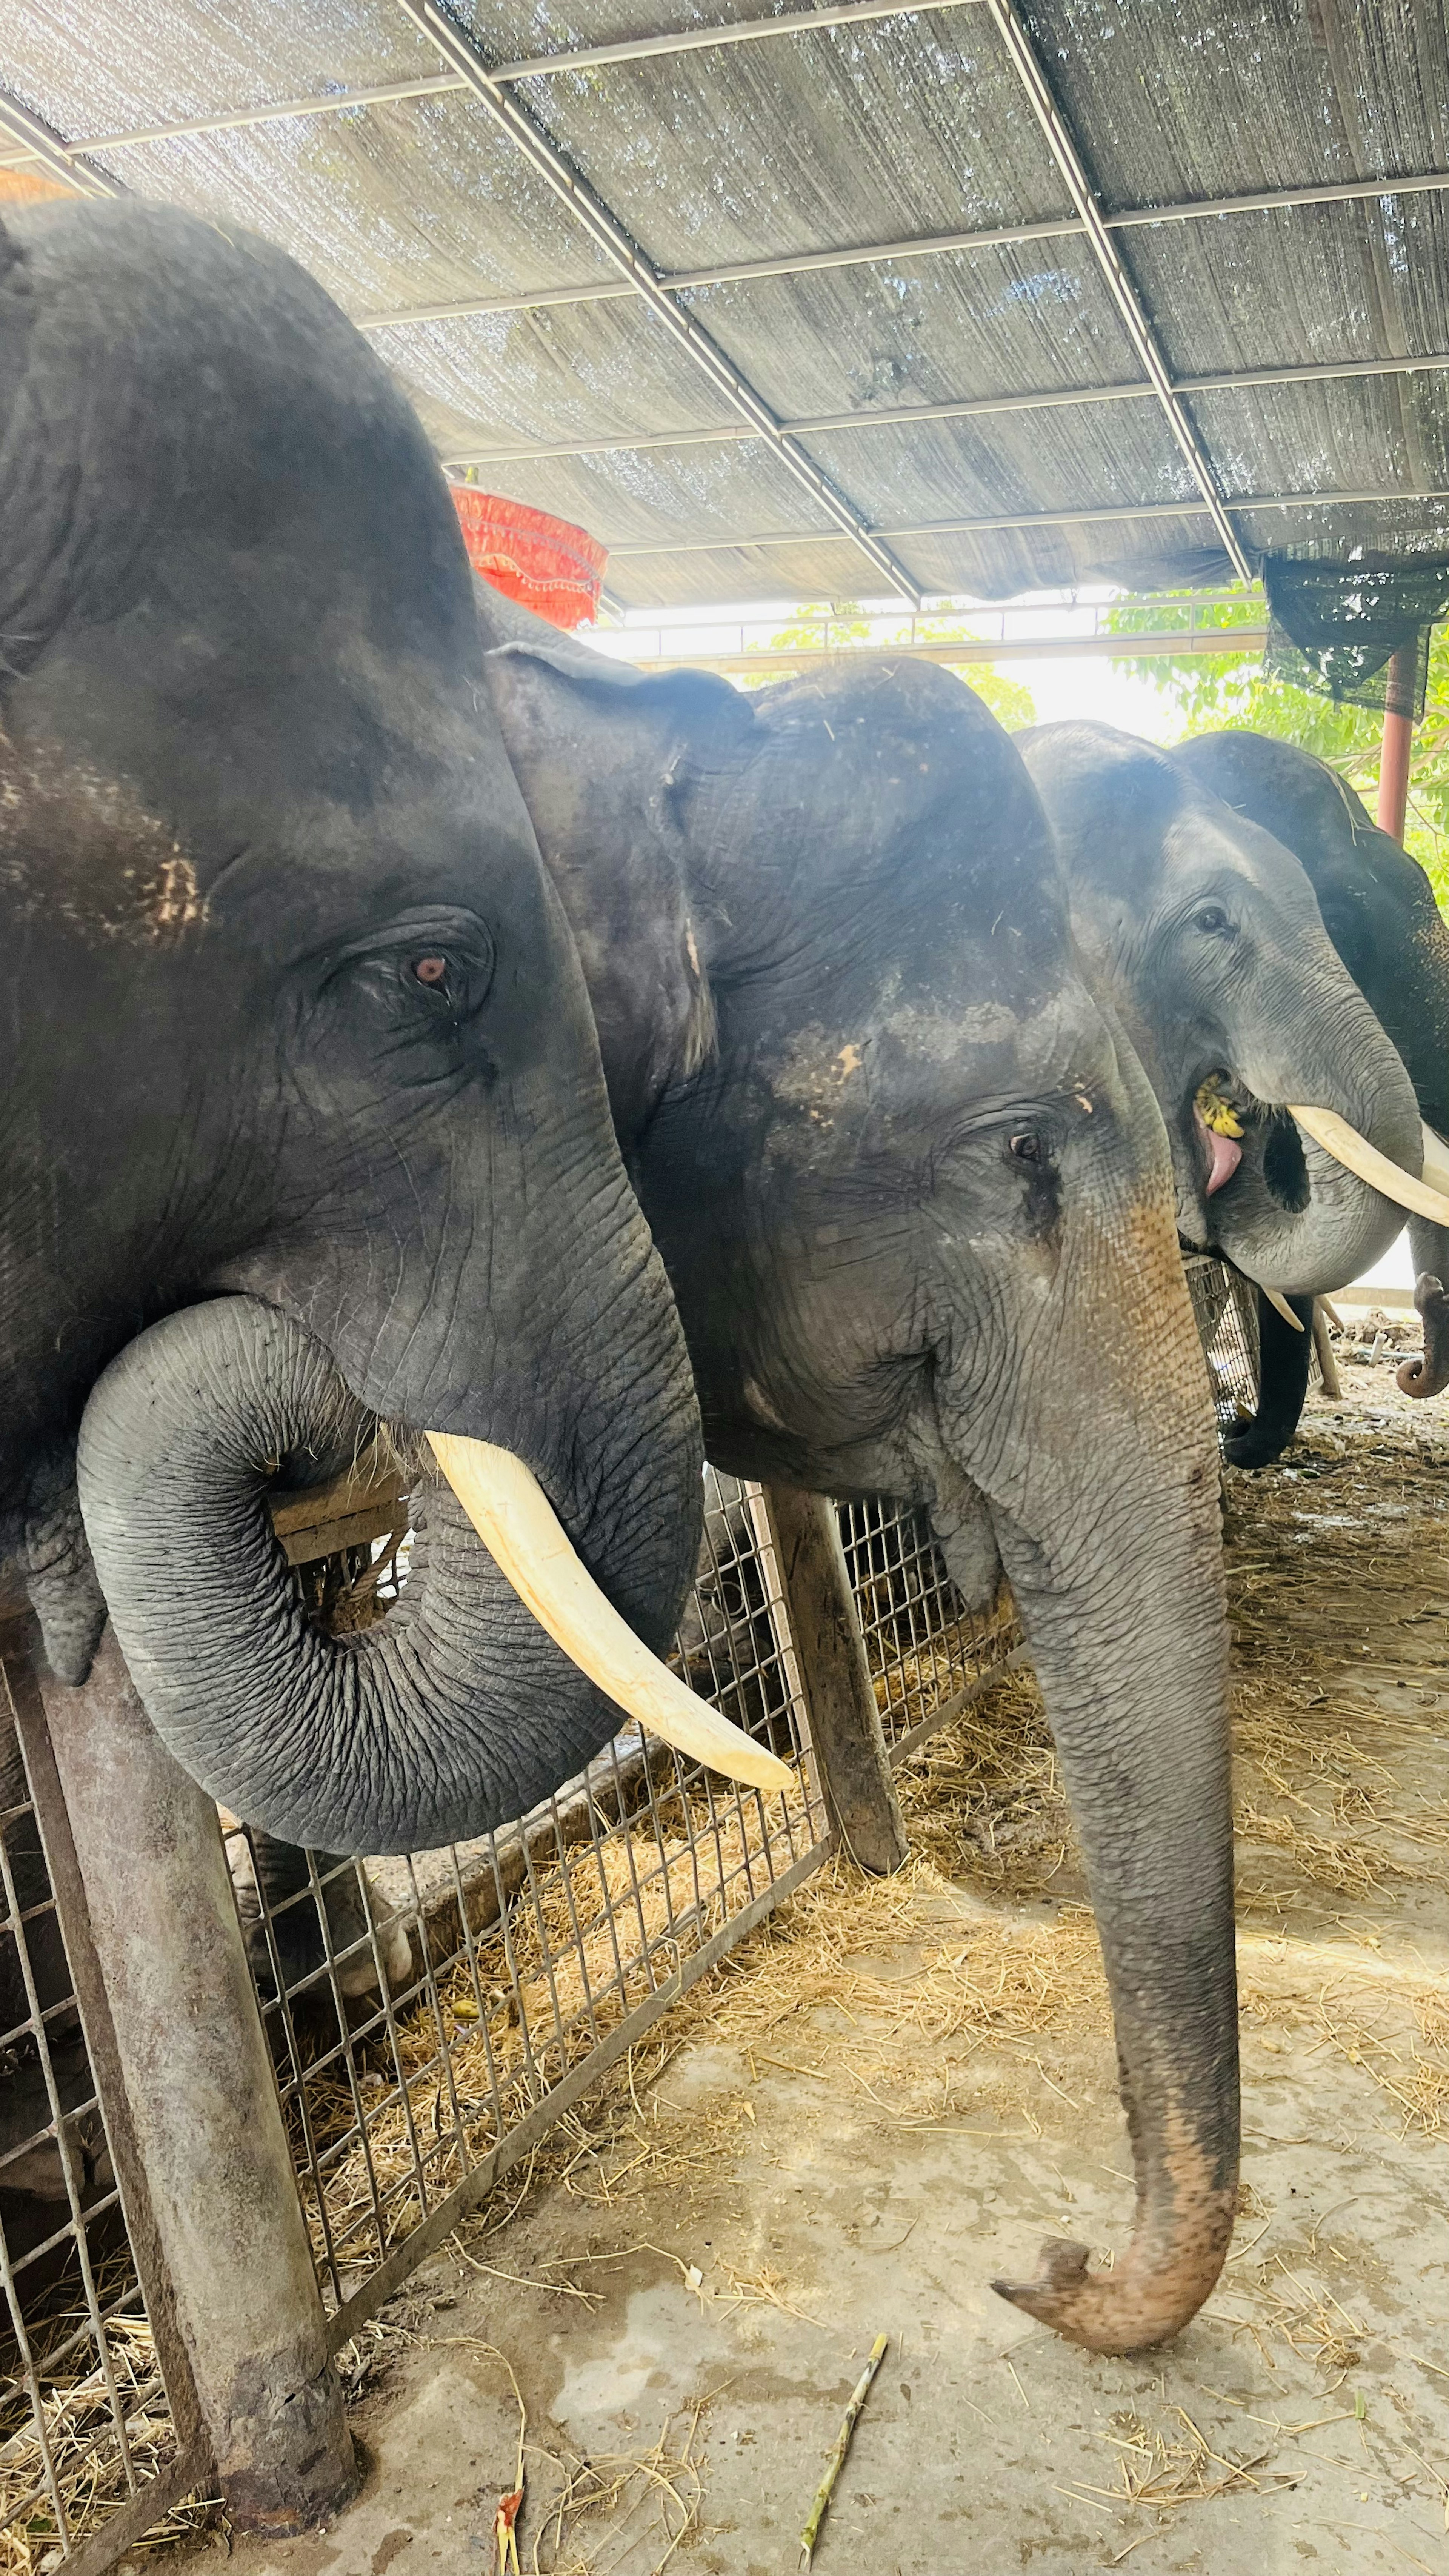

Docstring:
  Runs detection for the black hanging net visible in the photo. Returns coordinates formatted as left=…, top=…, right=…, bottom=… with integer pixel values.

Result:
left=1263, top=556, right=1449, bottom=718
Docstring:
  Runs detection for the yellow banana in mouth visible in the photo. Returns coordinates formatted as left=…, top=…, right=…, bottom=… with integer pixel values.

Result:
left=1194, top=1078, right=1245, bottom=1141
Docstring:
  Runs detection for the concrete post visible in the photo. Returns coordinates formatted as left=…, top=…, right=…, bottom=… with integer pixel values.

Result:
left=756, top=1485, right=908, bottom=1875
left=31, top=1626, right=358, bottom=2534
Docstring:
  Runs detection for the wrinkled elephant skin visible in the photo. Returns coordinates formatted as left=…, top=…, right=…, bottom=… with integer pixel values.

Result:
left=0, top=203, right=701, bottom=1853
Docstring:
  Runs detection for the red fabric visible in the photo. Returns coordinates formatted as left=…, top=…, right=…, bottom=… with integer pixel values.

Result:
left=450, top=488, right=607, bottom=632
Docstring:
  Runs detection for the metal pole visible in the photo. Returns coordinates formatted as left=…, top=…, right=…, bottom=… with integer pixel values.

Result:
left=1378, top=644, right=1417, bottom=843
left=754, top=1487, right=908, bottom=1875
left=31, top=1627, right=358, bottom=2534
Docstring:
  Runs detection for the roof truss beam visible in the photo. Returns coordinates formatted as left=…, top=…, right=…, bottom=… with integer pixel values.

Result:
left=390, top=0, right=923, bottom=604
left=0, top=0, right=984, bottom=163
left=598, top=483, right=1449, bottom=558
left=437, top=348, right=1449, bottom=468
left=0, top=90, right=121, bottom=195
left=980, top=0, right=1249, bottom=581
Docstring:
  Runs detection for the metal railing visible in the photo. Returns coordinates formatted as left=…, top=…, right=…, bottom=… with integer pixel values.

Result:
left=592, top=592, right=1266, bottom=676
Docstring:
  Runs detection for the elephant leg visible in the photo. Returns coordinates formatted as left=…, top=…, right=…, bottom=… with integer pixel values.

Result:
left=1223, top=1292, right=1314, bottom=1469
left=239, top=1832, right=412, bottom=2007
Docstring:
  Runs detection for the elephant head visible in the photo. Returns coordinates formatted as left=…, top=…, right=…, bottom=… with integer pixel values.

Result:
left=0, top=200, right=730, bottom=1854
left=1173, top=731, right=1449, bottom=1399
left=486, top=632, right=1237, bottom=2357
left=1015, top=723, right=1424, bottom=1298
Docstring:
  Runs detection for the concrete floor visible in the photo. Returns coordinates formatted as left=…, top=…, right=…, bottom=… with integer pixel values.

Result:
left=185, top=1347, right=1449, bottom=2576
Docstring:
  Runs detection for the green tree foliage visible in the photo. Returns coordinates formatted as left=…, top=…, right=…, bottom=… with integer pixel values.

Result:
left=742, top=603, right=1036, bottom=729
left=1105, top=592, right=1449, bottom=907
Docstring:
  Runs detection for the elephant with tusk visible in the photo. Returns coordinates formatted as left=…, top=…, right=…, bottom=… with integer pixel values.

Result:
left=0, top=197, right=781, bottom=1874
left=1172, top=730, right=1449, bottom=1457
left=1015, top=723, right=1438, bottom=1470
left=477, top=600, right=1238, bottom=2357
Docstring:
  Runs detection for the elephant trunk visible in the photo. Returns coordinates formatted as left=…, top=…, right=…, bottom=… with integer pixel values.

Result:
left=972, top=1132, right=1236, bottom=2351
left=1212, top=967, right=1421, bottom=1296
left=77, top=1295, right=708, bottom=1854
left=991, top=1527, right=1237, bottom=2351
left=1400, top=1218, right=1449, bottom=1397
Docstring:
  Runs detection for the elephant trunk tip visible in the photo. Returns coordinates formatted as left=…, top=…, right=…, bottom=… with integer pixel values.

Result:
left=990, top=2184, right=1237, bottom=2356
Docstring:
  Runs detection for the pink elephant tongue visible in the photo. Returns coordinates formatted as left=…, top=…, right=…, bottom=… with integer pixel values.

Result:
left=1195, top=1109, right=1243, bottom=1197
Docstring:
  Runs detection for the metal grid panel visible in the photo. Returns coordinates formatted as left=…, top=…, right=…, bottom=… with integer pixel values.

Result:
left=226, top=1471, right=829, bottom=2321
left=837, top=1497, right=1018, bottom=1756
left=0, top=1699, right=193, bottom=2569
left=1184, top=1253, right=1263, bottom=1439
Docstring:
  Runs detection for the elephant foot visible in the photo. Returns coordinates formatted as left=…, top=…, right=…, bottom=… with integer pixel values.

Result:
left=1222, top=1422, right=1289, bottom=1471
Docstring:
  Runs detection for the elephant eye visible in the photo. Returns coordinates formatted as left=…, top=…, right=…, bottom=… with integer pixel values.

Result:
left=1007, top=1131, right=1042, bottom=1164
left=413, top=955, right=449, bottom=987
left=1191, top=902, right=1232, bottom=935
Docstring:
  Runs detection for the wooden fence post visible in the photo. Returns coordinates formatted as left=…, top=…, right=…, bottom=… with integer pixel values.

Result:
left=754, top=1486, right=908, bottom=1875
left=20, top=1624, right=358, bottom=2535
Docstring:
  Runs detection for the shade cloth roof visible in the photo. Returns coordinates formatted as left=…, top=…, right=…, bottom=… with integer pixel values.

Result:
left=3, top=0, right=1447, bottom=609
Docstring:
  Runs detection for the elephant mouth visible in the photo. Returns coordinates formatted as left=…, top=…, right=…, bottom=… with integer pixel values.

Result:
left=1187, top=1074, right=1310, bottom=1215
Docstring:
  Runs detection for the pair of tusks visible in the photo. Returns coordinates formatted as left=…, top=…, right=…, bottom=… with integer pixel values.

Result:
left=427, top=1434, right=794, bottom=1795
left=1257, top=1110, right=1449, bottom=1334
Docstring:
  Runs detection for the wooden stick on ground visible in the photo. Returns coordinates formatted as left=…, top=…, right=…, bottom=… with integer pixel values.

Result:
left=798, top=2333, right=889, bottom=2569
left=1311, top=1300, right=1343, bottom=1398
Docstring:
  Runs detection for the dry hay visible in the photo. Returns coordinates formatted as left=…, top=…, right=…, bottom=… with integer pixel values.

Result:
left=338, top=2311, right=704, bottom=2576
left=0, top=2273, right=213, bottom=2574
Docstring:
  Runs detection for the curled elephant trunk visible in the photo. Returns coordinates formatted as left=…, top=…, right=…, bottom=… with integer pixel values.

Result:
left=1208, top=985, right=1422, bottom=1296
left=77, top=1297, right=777, bottom=1855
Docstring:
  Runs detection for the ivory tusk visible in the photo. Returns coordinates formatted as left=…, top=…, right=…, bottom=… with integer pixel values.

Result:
left=426, top=1434, right=794, bottom=1796
left=1260, top=1285, right=1304, bottom=1332
left=1287, top=1104, right=1449, bottom=1229
left=1420, top=1121, right=1449, bottom=1198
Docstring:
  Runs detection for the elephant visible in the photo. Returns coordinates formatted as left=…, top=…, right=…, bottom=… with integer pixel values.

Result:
left=0, top=197, right=732, bottom=1867
left=1012, top=723, right=1428, bottom=1468
left=477, top=605, right=1240, bottom=2356
left=1173, top=730, right=1449, bottom=1458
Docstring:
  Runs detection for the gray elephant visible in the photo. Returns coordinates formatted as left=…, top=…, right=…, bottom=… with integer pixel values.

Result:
left=1015, top=722, right=1432, bottom=1467
left=1015, top=722, right=1423, bottom=1296
left=480, top=612, right=1236, bottom=2356
left=0, top=200, right=721, bottom=1863
left=1174, top=730, right=1449, bottom=1449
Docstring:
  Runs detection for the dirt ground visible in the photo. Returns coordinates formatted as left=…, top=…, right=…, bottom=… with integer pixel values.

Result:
left=177, top=1322, right=1449, bottom=2576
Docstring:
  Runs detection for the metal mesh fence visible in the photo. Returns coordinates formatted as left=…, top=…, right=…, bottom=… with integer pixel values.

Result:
left=836, top=1500, right=1019, bottom=1759
left=1184, top=1253, right=1263, bottom=1436
left=0, top=1685, right=199, bottom=2573
left=229, top=1465, right=1025, bottom=2335
left=225, top=1470, right=831, bottom=2327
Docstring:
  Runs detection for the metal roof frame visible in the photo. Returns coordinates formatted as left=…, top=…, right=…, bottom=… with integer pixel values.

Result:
left=601, top=485, right=1449, bottom=558
left=4, top=0, right=1446, bottom=610
left=442, top=354, right=1449, bottom=470
left=391, top=0, right=925, bottom=603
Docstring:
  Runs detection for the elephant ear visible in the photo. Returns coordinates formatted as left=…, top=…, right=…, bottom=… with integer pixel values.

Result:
left=483, top=631, right=757, bottom=1143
